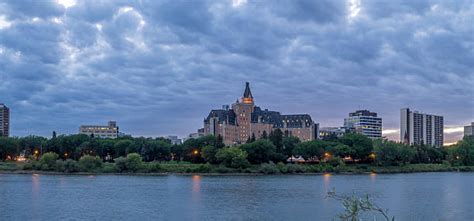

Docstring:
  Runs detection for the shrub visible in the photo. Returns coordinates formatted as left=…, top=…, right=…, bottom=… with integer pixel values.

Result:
left=114, top=157, right=127, bottom=172
left=79, top=155, right=103, bottom=172
left=55, top=160, right=65, bottom=172
left=101, top=163, right=118, bottom=173
left=39, top=152, right=59, bottom=170
left=216, top=147, right=249, bottom=169
left=126, top=153, right=143, bottom=172
left=276, top=162, right=288, bottom=173
left=326, top=157, right=345, bottom=167
left=214, top=165, right=232, bottom=173
left=287, top=163, right=306, bottom=173
left=64, top=159, right=80, bottom=172
left=259, top=162, right=279, bottom=174
left=145, top=163, right=162, bottom=173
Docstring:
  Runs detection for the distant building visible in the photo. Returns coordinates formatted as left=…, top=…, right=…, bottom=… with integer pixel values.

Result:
left=344, top=110, right=382, bottom=139
left=0, top=104, right=9, bottom=137
left=319, top=127, right=354, bottom=139
left=182, top=128, right=205, bottom=143
left=166, top=135, right=182, bottom=145
left=400, top=108, right=444, bottom=147
left=465, top=122, right=474, bottom=136
left=204, top=82, right=319, bottom=146
left=79, top=121, right=119, bottom=138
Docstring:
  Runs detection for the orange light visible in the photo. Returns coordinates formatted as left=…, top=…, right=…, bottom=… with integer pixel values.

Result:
left=34, top=150, right=39, bottom=155
left=369, top=153, right=376, bottom=159
left=193, top=150, right=199, bottom=155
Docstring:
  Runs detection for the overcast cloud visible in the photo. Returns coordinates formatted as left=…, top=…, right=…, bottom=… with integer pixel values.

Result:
left=0, top=0, right=473, bottom=143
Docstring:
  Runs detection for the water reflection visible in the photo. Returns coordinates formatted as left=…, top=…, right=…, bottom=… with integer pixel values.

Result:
left=192, top=175, right=201, bottom=200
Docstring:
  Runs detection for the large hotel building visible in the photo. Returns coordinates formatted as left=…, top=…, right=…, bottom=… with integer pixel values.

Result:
left=400, top=108, right=444, bottom=147
left=0, top=103, right=9, bottom=137
left=204, top=82, right=319, bottom=146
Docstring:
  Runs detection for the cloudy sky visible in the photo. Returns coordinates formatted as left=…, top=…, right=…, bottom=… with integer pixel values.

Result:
left=0, top=0, right=473, bottom=143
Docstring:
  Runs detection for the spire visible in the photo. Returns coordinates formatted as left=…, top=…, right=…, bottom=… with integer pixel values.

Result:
left=242, top=82, right=254, bottom=104
left=243, top=82, right=253, bottom=98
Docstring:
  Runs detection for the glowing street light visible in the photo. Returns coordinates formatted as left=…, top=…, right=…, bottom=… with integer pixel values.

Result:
left=193, top=150, right=199, bottom=155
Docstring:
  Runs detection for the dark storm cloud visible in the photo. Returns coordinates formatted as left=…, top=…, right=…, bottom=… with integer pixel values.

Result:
left=0, top=0, right=472, bottom=143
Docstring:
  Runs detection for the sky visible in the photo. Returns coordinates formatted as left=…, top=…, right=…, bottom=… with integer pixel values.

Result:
left=0, top=0, right=473, bottom=144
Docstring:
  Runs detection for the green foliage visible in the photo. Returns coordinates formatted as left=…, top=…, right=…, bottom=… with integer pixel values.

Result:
left=258, top=162, right=280, bottom=174
left=114, top=157, right=128, bottom=172
left=78, top=155, right=103, bottom=172
left=293, top=140, right=327, bottom=159
left=63, top=159, right=80, bottom=172
left=125, top=153, right=143, bottom=172
left=240, top=139, right=277, bottom=164
left=373, top=140, right=415, bottom=166
left=0, top=137, right=19, bottom=161
left=282, top=136, right=300, bottom=157
left=326, top=157, right=345, bottom=167
left=39, top=152, right=59, bottom=170
left=447, top=135, right=474, bottom=166
left=201, top=145, right=219, bottom=164
left=327, top=190, right=395, bottom=221
left=216, top=147, right=249, bottom=168
left=340, top=133, right=373, bottom=160
left=101, top=163, right=118, bottom=173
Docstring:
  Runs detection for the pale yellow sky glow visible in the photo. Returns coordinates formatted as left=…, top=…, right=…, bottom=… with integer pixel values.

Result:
left=445, top=126, right=464, bottom=134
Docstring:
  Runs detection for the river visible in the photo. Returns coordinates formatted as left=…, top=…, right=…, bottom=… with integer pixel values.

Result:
left=0, top=172, right=473, bottom=220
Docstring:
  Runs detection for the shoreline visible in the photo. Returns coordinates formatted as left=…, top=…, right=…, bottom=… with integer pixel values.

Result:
left=1, top=168, right=472, bottom=176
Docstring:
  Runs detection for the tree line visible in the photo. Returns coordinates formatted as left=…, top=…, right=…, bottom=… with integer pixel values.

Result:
left=1, top=129, right=473, bottom=168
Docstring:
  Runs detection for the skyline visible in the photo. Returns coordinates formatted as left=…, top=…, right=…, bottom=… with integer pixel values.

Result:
left=0, top=0, right=473, bottom=143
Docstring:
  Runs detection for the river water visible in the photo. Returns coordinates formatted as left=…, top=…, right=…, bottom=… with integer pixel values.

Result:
left=0, top=172, right=473, bottom=220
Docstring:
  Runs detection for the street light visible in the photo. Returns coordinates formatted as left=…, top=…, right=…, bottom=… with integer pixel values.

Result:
left=193, top=150, right=199, bottom=155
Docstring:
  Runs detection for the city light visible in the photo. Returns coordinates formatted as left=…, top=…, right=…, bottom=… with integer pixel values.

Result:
left=193, top=150, right=199, bottom=155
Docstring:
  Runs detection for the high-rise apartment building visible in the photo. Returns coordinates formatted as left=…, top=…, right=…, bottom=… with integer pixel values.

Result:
left=0, top=104, right=10, bottom=137
left=400, top=108, right=444, bottom=147
left=204, top=82, right=319, bottom=146
left=344, top=110, right=382, bottom=139
left=79, top=121, right=119, bottom=138
left=465, top=122, right=474, bottom=136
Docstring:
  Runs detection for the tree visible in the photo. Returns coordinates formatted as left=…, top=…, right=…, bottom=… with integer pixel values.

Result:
left=340, top=133, right=373, bottom=160
left=448, top=135, right=474, bottom=166
left=373, top=139, right=415, bottom=166
left=0, top=137, right=19, bottom=160
left=293, top=140, right=328, bottom=160
left=240, top=139, right=276, bottom=164
left=269, top=129, right=283, bottom=154
left=202, top=145, right=219, bottom=164
left=261, top=131, right=268, bottom=139
left=216, top=147, right=249, bottom=168
left=282, top=136, right=300, bottom=157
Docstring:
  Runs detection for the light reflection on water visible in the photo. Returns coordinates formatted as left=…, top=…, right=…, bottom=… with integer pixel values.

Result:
left=0, top=173, right=473, bottom=221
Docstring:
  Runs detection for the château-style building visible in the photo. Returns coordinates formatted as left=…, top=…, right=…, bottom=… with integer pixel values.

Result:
left=204, top=82, right=319, bottom=146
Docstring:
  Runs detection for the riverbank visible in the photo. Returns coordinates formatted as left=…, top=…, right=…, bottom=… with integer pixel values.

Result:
left=1, top=161, right=473, bottom=175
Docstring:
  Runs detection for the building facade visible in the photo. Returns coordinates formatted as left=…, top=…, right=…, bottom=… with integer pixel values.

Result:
left=79, top=121, right=119, bottom=138
left=0, top=104, right=9, bottom=137
left=400, top=108, right=444, bottom=147
left=204, top=82, right=318, bottom=146
left=465, top=122, right=474, bottom=136
left=319, top=127, right=354, bottom=140
left=344, top=110, right=382, bottom=139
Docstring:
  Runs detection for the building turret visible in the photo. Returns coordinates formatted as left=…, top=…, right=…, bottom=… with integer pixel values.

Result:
left=242, top=82, right=254, bottom=104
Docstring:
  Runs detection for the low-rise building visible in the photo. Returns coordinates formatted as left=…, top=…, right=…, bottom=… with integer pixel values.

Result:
left=79, top=121, right=119, bottom=139
left=319, top=127, right=354, bottom=139
left=166, top=135, right=182, bottom=145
